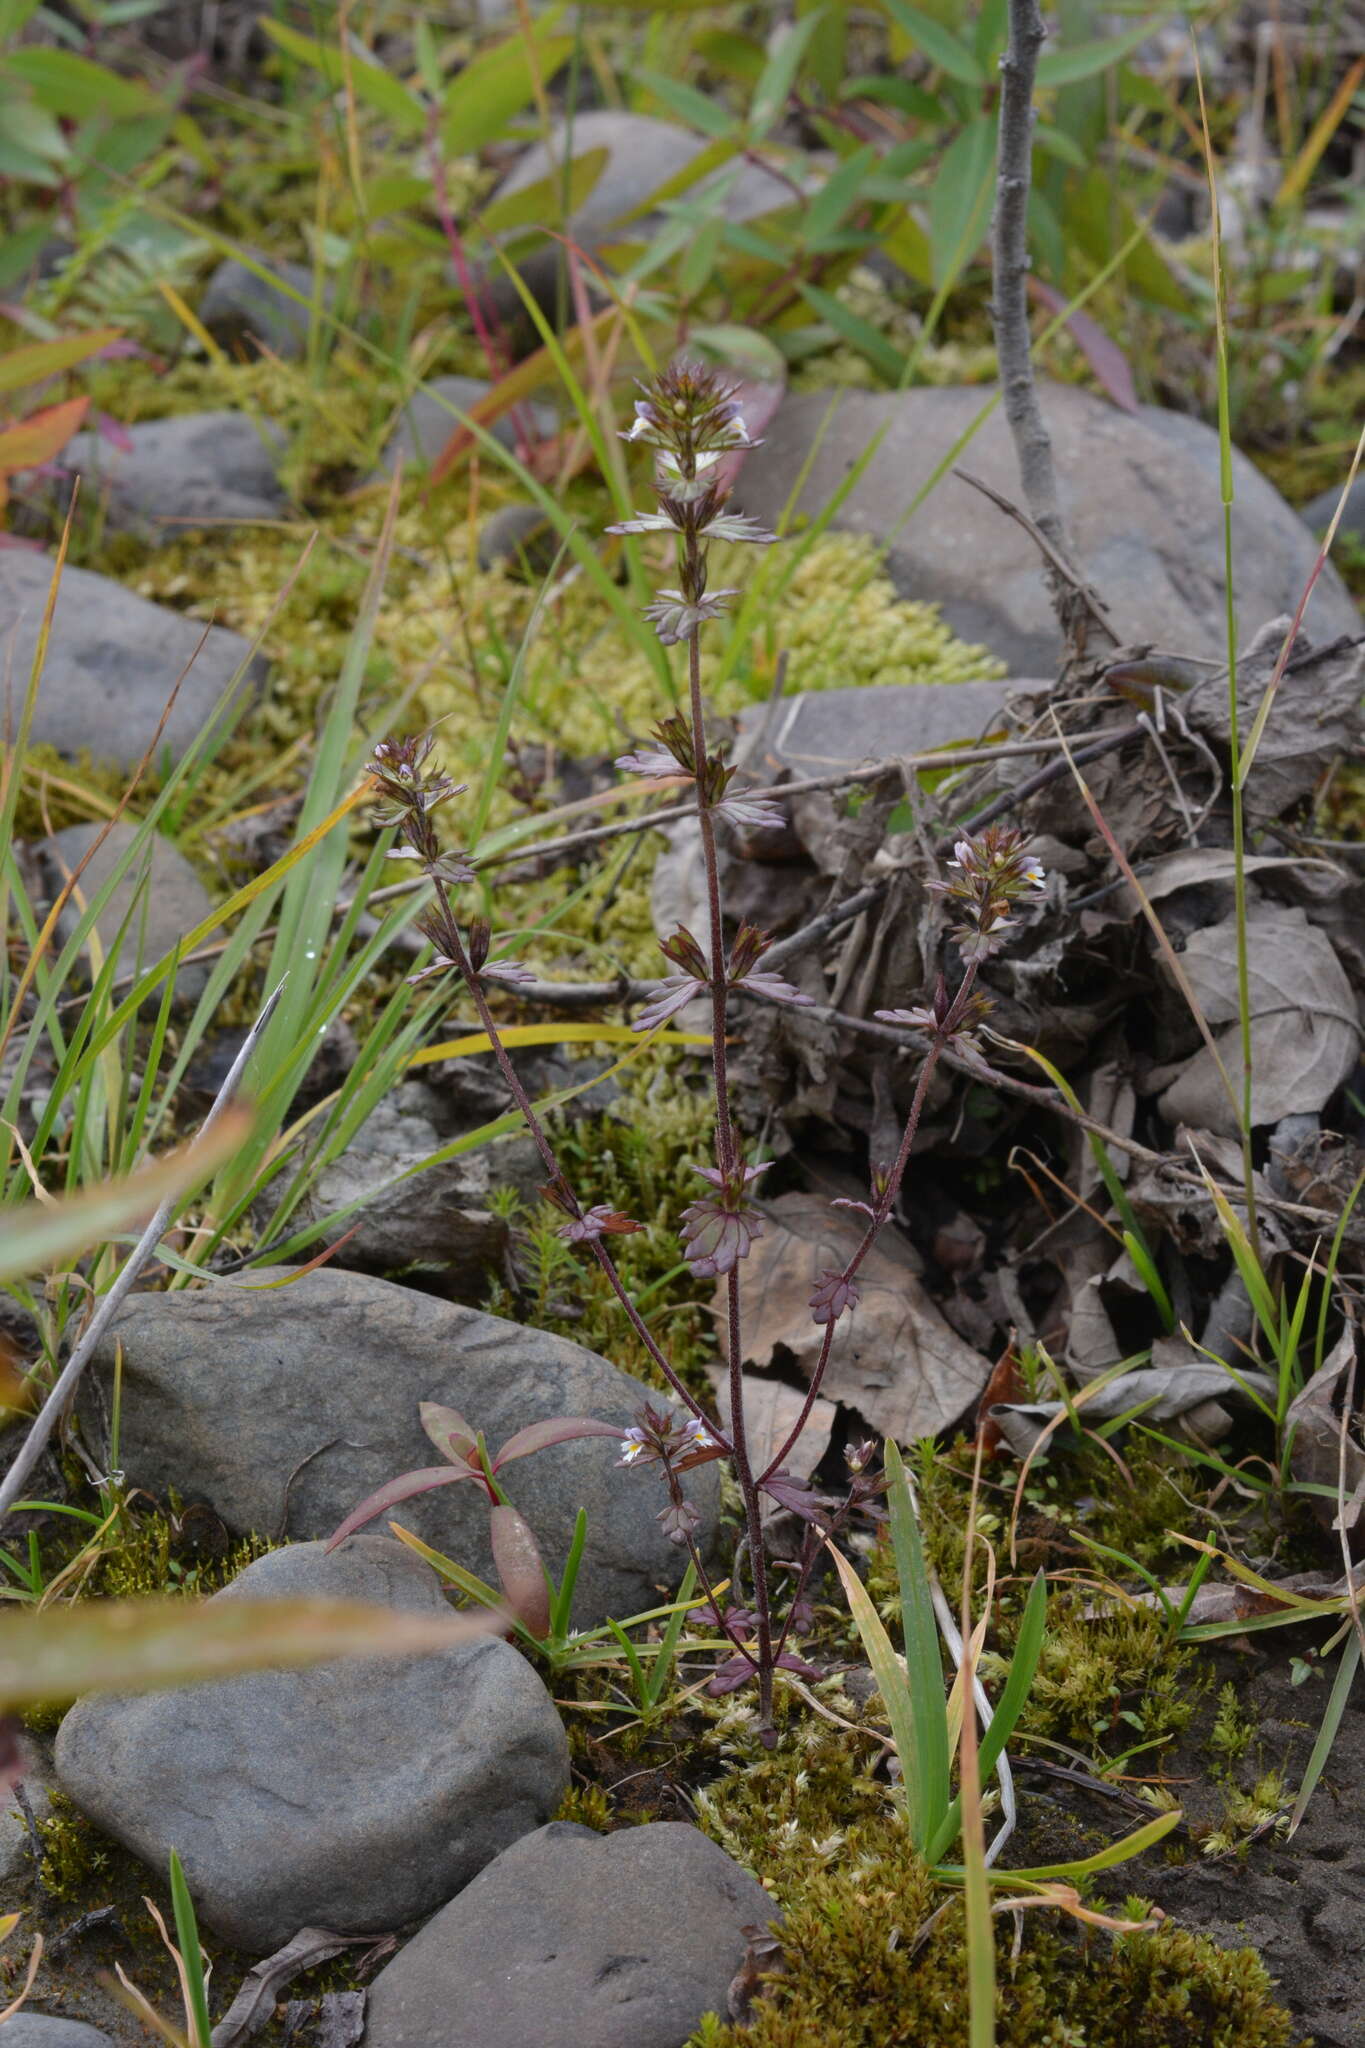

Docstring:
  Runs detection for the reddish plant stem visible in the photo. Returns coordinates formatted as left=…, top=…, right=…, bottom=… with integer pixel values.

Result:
left=429, top=876, right=723, bottom=1441
left=426, top=113, right=536, bottom=464
left=681, top=514, right=773, bottom=1721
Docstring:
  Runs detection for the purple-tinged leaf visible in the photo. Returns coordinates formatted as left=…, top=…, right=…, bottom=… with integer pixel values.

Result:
left=809, top=1270, right=859, bottom=1325
left=488, top=1504, right=551, bottom=1638
left=736, top=970, right=815, bottom=1008
left=717, top=789, right=787, bottom=831
left=1027, top=277, right=1139, bottom=414
left=495, top=1416, right=627, bottom=1468
left=557, top=1203, right=642, bottom=1244
left=419, top=1402, right=478, bottom=1467
left=616, top=747, right=683, bottom=779
left=761, top=1471, right=832, bottom=1527
left=324, top=1467, right=480, bottom=1551
left=634, top=975, right=706, bottom=1031
left=707, top=1652, right=761, bottom=1696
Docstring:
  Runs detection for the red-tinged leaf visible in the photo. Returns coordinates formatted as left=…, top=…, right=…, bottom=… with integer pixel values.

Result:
left=239, top=1224, right=362, bottom=1287
left=493, top=1416, right=626, bottom=1468
left=324, top=1467, right=479, bottom=1551
left=488, top=1504, right=550, bottom=1638
left=673, top=1440, right=728, bottom=1473
left=93, top=410, right=135, bottom=454
left=1027, top=277, right=1139, bottom=414
left=973, top=1341, right=1025, bottom=1458
left=0, top=395, right=90, bottom=477
left=712, top=376, right=786, bottom=495
left=0, top=1596, right=503, bottom=1708
left=419, top=1402, right=479, bottom=1467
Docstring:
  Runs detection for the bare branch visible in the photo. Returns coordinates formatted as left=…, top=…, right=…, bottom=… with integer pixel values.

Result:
left=990, top=0, right=1110, bottom=654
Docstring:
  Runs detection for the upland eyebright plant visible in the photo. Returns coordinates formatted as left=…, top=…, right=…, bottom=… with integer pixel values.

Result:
left=366, top=362, right=1045, bottom=1736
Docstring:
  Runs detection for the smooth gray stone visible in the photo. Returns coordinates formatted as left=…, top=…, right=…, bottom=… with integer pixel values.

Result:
left=82, top=1266, right=719, bottom=1631
left=1300, top=472, right=1365, bottom=538
left=200, top=255, right=327, bottom=360
left=476, top=501, right=557, bottom=578
left=378, top=375, right=556, bottom=474
left=734, top=679, right=1019, bottom=777
left=296, top=1088, right=508, bottom=1299
left=364, top=1821, right=775, bottom=2048
left=733, top=382, right=1361, bottom=673
left=0, top=549, right=264, bottom=771
left=38, top=822, right=213, bottom=1009
left=55, top=411, right=286, bottom=544
left=55, top=1536, right=568, bottom=1954
left=0, top=2023, right=115, bottom=2048
left=486, top=111, right=813, bottom=326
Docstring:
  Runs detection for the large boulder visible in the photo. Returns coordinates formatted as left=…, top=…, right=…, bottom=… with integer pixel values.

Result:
left=46, top=412, right=287, bottom=545
left=82, top=1267, right=719, bottom=1629
left=363, top=1820, right=775, bottom=2048
left=0, top=549, right=263, bottom=771
left=54, top=1536, right=568, bottom=1953
left=732, top=383, right=1361, bottom=672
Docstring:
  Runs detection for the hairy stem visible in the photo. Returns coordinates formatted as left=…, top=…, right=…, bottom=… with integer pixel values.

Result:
left=429, top=877, right=722, bottom=1438
left=682, top=512, right=769, bottom=1717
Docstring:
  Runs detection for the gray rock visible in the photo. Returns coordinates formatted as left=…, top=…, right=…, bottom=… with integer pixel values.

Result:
left=38, top=823, right=213, bottom=1009
left=364, top=1820, right=775, bottom=2048
left=378, top=375, right=557, bottom=475
left=296, top=1087, right=508, bottom=1298
left=0, top=2023, right=115, bottom=2048
left=1300, top=472, right=1365, bottom=539
left=54, top=1536, right=568, bottom=1953
left=487, top=111, right=812, bottom=327
left=733, top=383, right=1361, bottom=672
left=83, top=1267, right=719, bottom=1630
left=734, top=679, right=1020, bottom=777
left=476, top=502, right=557, bottom=579
left=200, top=256, right=327, bottom=360
left=53, top=412, right=287, bottom=544
left=0, top=549, right=264, bottom=772
left=652, top=680, right=1020, bottom=953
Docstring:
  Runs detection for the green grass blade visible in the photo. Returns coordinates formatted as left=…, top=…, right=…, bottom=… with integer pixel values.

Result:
left=885, top=1440, right=952, bottom=1851
left=167, top=1848, right=213, bottom=2048
left=1288, top=1630, right=1361, bottom=1837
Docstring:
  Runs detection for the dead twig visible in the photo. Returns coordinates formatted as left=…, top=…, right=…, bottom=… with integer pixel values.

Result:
left=953, top=467, right=1115, bottom=648
left=991, top=0, right=1104, bottom=654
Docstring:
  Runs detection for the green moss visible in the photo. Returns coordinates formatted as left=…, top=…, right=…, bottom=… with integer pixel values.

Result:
left=76, top=1497, right=272, bottom=1604
left=487, top=1070, right=718, bottom=1392
left=1207, top=1683, right=1255, bottom=1768
left=686, top=1746, right=1302, bottom=2048
left=862, top=1440, right=1203, bottom=1761
left=553, top=1781, right=614, bottom=1832
left=35, top=1787, right=113, bottom=1901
